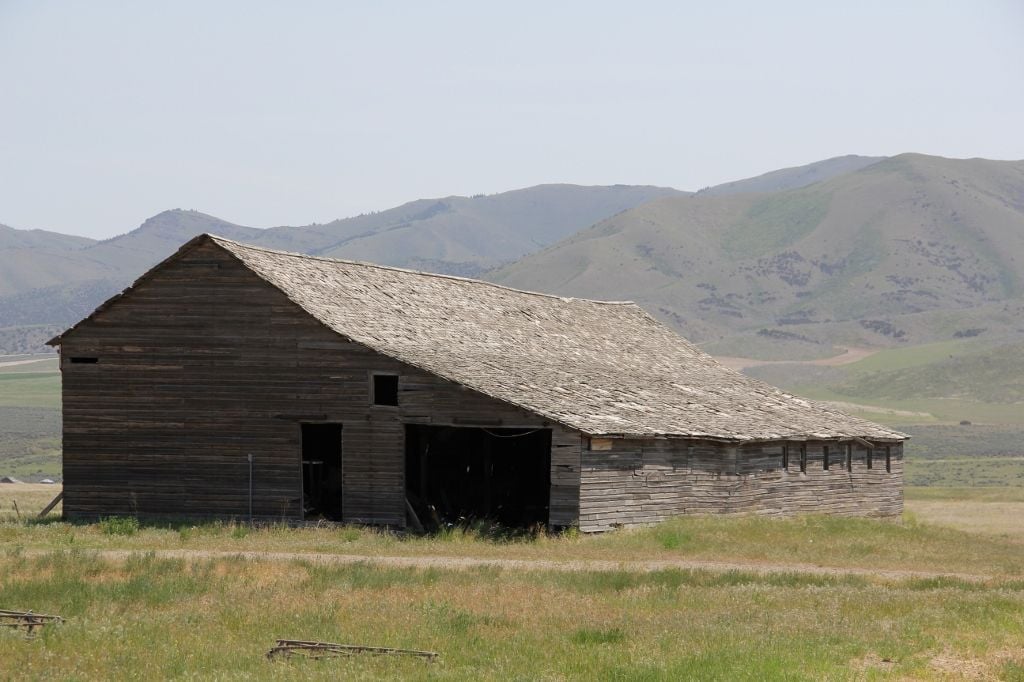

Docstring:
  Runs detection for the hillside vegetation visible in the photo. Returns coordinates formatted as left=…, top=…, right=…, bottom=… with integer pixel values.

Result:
left=490, top=154, right=1024, bottom=353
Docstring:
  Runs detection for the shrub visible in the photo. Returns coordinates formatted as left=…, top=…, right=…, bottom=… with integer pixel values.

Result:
left=100, top=516, right=140, bottom=536
left=571, top=627, right=626, bottom=645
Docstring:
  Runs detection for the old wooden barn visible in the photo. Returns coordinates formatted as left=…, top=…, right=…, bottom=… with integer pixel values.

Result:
left=50, top=234, right=906, bottom=531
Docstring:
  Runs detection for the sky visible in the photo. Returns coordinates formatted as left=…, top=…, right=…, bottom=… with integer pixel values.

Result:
left=1, top=1, right=1022, bottom=239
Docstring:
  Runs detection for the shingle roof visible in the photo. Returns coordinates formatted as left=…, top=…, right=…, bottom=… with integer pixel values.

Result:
left=193, top=235, right=903, bottom=442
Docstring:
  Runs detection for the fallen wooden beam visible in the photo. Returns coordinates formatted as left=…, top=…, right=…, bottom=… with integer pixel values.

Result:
left=266, top=638, right=438, bottom=661
left=0, top=609, right=64, bottom=635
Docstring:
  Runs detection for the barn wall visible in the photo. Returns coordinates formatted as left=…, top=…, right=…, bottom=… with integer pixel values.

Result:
left=58, top=240, right=581, bottom=525
left=578, top=438, right=903, bottom=532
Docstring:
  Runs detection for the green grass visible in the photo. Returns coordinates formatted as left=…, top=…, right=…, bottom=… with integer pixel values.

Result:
left=832, top=341, right=1024, bottom=404
left=0, top=406, right=62, bottom=479
left=0, top=372, right=60, bottom=409
left=841, top=339, right=979, bottom=374
left=899, top=424, right=1024, bottom=458
left=0, top=358, right=62, bottom=477
left=906, top=457, right=1024, bottom=487
left=742, top=338, right=1024, bottom=429
left=1, top=549, right=1023, bottom=679
left=2, top=506, right=1023, bottom=578
left=0, top=357, right=59, bottom=374
left=2, top=484, right=1024, bottom=678
left=721, top=190, right=831, bottom=259
left=791, top=385, right=1024, bottom=426
left=906, top=487, right=1024, bottom=502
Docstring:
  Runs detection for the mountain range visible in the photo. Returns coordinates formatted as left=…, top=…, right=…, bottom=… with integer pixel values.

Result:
left=0, top=184, right=682, bottom=351
left=2, top=153, right=1023, bottom=362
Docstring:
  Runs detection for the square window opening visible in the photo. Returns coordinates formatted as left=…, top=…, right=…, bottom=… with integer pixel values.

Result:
left=372, top=373, right=399, bottom=406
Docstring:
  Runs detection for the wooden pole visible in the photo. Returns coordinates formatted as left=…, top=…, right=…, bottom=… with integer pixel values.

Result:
left=38, top=491, right=64, bottom=518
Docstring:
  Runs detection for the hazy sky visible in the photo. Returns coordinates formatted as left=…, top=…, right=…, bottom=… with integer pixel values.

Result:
left=2, top=1, right=1022, bottom=239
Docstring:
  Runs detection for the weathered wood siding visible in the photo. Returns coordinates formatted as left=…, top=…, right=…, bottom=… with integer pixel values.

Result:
left=59, top=241, right=581, bottom=525
left=578, top=438, right=903, bottom=532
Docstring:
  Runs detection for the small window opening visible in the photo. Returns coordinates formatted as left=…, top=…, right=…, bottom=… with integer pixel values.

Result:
left=372, top=373, right=399, bottom=406
left=799, top=443, right=807, bottom=473
left=782, top=444, right=789, bottom=470
left=846, top=443, right=853, bottom=472
left=70, top=357, right=98, bottom=364
left=885, top=446, right=892, bottom=473
left=867, top=446, right=874, bottom=470
left=823, top=445, right=830, bottom=471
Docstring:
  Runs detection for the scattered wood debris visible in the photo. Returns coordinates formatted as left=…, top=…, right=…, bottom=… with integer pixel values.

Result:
left=266, top=639, right=438, bottom=661
left=0, top=609, right=64, bottom=636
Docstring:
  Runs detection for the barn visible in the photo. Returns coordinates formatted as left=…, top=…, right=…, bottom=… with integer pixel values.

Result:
left=49, top=234, right=906, bottom=531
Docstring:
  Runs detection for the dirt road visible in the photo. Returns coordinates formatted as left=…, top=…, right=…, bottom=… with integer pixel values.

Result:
left=0, top=357, right=56, bottom=370
left=714, top=346, right=878, bottom=371
left=61, top=548, right=992, bottom=582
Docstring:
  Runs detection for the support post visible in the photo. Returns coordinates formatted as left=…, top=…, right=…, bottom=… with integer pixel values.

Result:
left=247, top=453, right=254, bottom=522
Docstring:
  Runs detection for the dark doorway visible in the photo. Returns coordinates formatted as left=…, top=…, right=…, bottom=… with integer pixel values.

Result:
left=301, top=423, right=343, bottom=520
left=405, top=425, right=551, bottom=528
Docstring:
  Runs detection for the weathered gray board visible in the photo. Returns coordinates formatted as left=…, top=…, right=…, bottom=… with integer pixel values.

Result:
left=56, top=239, right=902, bottom=531
left=578, top=439, right=902, bottom=531
left=57, top=241, right=581, bottom=526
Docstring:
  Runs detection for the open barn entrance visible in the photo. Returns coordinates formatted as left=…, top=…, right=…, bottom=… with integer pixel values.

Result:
left=301, top=423, right=343, bottom=520
left=405, top=425, right=551, bottom=528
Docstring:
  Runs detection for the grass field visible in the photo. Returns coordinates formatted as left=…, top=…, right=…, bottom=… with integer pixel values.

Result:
left=1, top=487, right=1022, bottom=577
left=3, top=549, right=1024, bottom=680
left=0, top=357, right=61, bottom=480
left=906, top=456, right=1024, bottom=487
left=0, top=372, right=60, bottom=409
left=1, top=507, right=1024, bottom=679
left=743, top=338, right=1024, bottom=429
left=0, top=483, right=62, bottom=521
left=3, top=483, right=1024, bottom=678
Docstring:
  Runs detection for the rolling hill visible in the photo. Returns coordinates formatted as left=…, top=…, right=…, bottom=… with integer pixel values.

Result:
left=489, top=154, right=1024, bottom=354
left=0, top=184, right=681, bottom=353
left=697, top=154, right=884, bottom=196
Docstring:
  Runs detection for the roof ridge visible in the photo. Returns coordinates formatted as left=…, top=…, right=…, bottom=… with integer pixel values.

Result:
left=206, top=233, right=639, bottom=306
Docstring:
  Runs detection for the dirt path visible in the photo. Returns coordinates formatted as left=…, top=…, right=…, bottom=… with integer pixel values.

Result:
left=61, top=548, right=992, bottom=582
left=0, top=357, right=55, bottom=370
left=714, top=346, right=878, bottom=371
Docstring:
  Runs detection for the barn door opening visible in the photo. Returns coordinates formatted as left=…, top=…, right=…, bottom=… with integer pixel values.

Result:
left=301, top=423, right=343, bottom=520
left=405, top=425, right=551, bottom=529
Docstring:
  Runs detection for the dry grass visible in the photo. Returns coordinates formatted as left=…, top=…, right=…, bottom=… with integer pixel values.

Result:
left=3, top=485, right=1023, bottom=579
left=3, top=487, right=1024, bottom=678
left=2, top=551, right=1024, bottom=680
left=2, top=508, right=1023, bottom=580
left=0, top=483, right=61, bottom=521
left=905, top=500, right=1024, bottom=540
left=904, top=487, right=1024, bottom=540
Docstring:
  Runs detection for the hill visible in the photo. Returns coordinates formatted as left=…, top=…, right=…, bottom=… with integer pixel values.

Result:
left=489, top=154, right=1024, bottom=353
left=0, top=184, right=680, bottom=353
left=0, top=224, right=98, bottom=296
left=698, top=154, right=884, bottom=196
